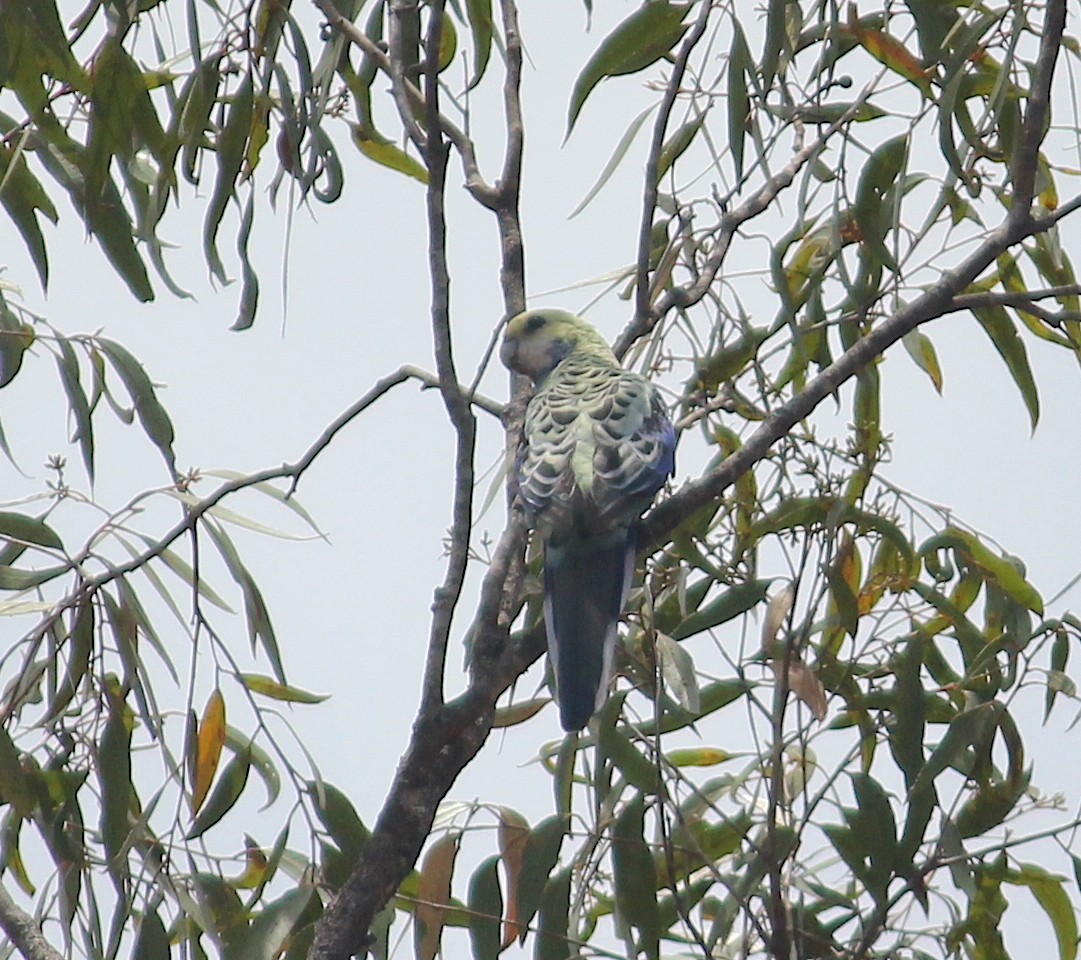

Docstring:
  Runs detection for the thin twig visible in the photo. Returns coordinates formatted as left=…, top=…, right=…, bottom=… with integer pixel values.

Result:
left=614, top=86, right=875, bottom=359
left=948, top=287, right=1081, bottom=326
left=633, top=0, right=713, bottom=324
left=0, top=883, right=64, bottom=960
left=18, top=367, right=418, bottom=655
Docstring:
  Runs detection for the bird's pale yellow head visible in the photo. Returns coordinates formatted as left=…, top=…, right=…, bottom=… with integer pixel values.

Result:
left=500, top=308, right=616, bottom=382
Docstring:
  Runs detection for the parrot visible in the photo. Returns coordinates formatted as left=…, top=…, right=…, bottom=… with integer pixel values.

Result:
left=500, top=308, right=676, bottom=731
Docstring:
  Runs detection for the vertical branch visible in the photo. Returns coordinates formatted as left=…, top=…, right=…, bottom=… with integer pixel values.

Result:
left=421, top=0, right=478, bottom=715
left=495, top=0, right=526, bottom=315
left=1009, top=0, right=1067, bottom=216
left=632, top=0, right=714, bottom=325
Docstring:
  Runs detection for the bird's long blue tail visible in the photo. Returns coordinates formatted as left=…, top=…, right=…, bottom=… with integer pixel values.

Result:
left=544, top=526, right=636, bottom=731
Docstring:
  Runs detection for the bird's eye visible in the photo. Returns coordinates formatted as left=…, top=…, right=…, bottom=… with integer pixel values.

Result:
left=525, top=315, right=547, bottom=333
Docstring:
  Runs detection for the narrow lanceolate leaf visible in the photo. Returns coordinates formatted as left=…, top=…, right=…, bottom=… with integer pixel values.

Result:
left=227, top=726, right=280, bottom=810
left=656, top=111, right=707, bottom=180
left=48, top=599, right=94, bottom=719
left=844, top=22, right=933, bottom=93
left=612, top=795, right=660, bottom=960
left=498, top=808, right=530, bottom=946
left=350, top=124, right=429, bottom=184
left=535, top=867, right=573, bottom=960
left=233, top=887, right=313, bottom=960
left=97, top=338, right=177, bottom=474
left=0, top=512, right=62, bottom=550
left=902, top=328, right=944, bottom=393
left=920, top=527, right=1043, bottom=613
left=205, top=70, right=254, bottom=283
left=513, top=816, right=565, bottom=945
left=240, top=674, right=328, bottom=704
left=311, top=780, right=370, bottom=864
left=1008, top=864, right=1078, bottom=960
left=970, top=304, right=1040, bottom=430
left=186, top=744, right=251, bottom=840
left=465, top=0, right=494, bottom=86
left=727, top=25, right=751, bottom=180
left=55, top=337, right=95, bottom=481
left=569, top=104, right=656, bottom=218
left=492, top=697, right=548, bottom=728
left=567, top=2, right=691, bottom=135
left=909, top=701, right=1002, bottom=802
left=467, top=855, right=503, bottom=960
left=0, top=138, right=58, bottom=288
left=0, top=725, right=35, bottom=817
left=414, top=833, right=460, bottom=960
left=132, top=906, right=170, bottom=960
left=99, top=683, right=133, bottom=876
left=192, top=689, right=226, bottom=814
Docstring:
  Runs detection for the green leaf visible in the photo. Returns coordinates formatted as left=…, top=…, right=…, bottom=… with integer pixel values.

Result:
left=0, top=512, right=62, bottom=550
left=0, top=138, right=58, bottom=288
left=920, top=527, right=1043, bottom=614
left=656, top=111, right=707, bottom=180
left=534, top=866, right=573, bottom=960
left=55, top=337, right=95, bottom=481
left=311, top=781, right=370, bottom=865
left=1008, top=864, right=1078, bottom=960
left=727, top=24, right=751, bottom=180
left=98, top=338, right=176, bottom=474
left=902, top=328, right=943, bottom=394
left=133, top=907, right=170, bottom=960
left=0, top=725, right=35, bottom=818
left=350, top=124, right=429, bottom=184
left=205, top=70, right=254, bottom=283
left=98, top=683, right=133, bottom=878
left=854, top=135, right=907, bottom=272
left=569, top=104, right=656, bottom=218
left=232, top=190, right=259, bottom=331
left=669, top=579, right=771, bottom=641
left=567, top=2, right=691, bottom=135
left=611, top=795, right=660, bottom=960
left=465, top=0, right=493, bottom=86
left=232, top=888, right=313, bottom=960
left=240, top=674, right=328, bottom=704
left=909, top=701, right=1001, bottom=802
left=225, top=726, right=280, bottom=810
left=515, top=816, right=565, bottom=943
left=48, top=599, right=94, bottom=719
left=466, top=855, right=502, bottom=960
left=186, top=745, right=251, bottom=840
left=971, top=304, right=1040, bottom=430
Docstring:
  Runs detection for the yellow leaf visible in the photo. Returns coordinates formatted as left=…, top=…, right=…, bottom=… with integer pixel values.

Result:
left=414, top=833, right=460, bottom=960
left=192, top=690, right=226, bottom=814
left=497, top=808, right=529, bottom=947
left=846, top=22, right=932, bottom=94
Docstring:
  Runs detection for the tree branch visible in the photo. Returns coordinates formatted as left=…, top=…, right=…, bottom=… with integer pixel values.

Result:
left=420, top=0, right=477, bottom=715
left=0, top=884, right=64, bottom=960
left=632, top=0, right=713, bottom=324
left=1009, top=0, right=1067, bottom=214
